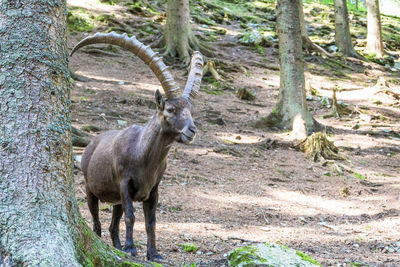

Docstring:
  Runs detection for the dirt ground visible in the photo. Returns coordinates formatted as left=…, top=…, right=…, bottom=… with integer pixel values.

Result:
left=69, top=2, right=400, bottom=266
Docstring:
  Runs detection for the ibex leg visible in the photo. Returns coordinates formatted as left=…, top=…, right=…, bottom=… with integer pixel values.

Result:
left=109, top=204, right=123, bottom=250
left=120, top=178, right=137, bottom=256
left=86, top=186, right=101, bottom=237
left=143, top=185, right=163, bottom=260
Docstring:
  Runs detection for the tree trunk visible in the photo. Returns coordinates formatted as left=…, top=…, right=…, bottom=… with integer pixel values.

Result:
left=255, top=0, right=320, bottom=140
left=0, top=1, right=146, bottom=266
left=299, top=0, right=309, bottom=38
left=299, top=0, right=333, bottom=57
left=334, top=0, right=358, bottom=56
left=164, top=0, right=210, bottom=64
left=365, top=0, right=384, bottom=57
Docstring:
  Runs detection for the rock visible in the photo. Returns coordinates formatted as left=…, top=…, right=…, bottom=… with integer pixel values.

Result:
left=227, top=243, right=320, bottom=266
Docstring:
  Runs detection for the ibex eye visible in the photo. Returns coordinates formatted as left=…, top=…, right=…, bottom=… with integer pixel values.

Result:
left=166, top=107, right=175, bottom=113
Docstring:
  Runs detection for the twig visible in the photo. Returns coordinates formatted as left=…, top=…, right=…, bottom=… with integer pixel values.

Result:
left=84, top=48, right=121, bottom=57
left=227, top=236, right=263, bottom=244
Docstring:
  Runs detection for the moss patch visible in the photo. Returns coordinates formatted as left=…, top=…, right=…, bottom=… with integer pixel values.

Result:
left=178, top=243, right=199, bottom=253
left=296, top=251, right=322, bottom=266
left=227, top=243, right=321, bottom=267
left=117, top=261, right=145, bottom=267
left=67, top=7, right=95, bottom=32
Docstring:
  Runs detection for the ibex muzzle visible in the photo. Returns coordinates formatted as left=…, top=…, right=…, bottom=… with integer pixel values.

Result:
left=72, top=32, right=203, bottom=261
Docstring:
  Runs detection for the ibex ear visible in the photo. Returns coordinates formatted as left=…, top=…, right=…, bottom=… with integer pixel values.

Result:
left=155, top=89, right=165, bottom=111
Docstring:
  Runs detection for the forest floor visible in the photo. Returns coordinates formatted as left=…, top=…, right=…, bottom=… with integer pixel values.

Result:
left=68, top=0, right=400, bottom=266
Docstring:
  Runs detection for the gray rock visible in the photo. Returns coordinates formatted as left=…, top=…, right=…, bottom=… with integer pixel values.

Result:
left=227, top=243, right=320, bottom=266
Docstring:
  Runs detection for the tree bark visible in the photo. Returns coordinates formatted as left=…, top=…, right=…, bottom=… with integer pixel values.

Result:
left=365, top=0, right=384, bottom=57
left=299, top=0, right=333, bottom=57
left=164, top=0, right=210, bottom=64
left=0, top=1, right=145, bottom=266
left=255, top=0, right=320, bottom=140
left=334, top=0, right=358, bottom=57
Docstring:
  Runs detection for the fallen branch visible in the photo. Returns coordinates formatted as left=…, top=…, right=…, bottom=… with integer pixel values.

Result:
left=72, top=126, right=92, bottom=147
left=83, top=48, right=121, bottom=57
left=70, top=69, right=89, bottom=82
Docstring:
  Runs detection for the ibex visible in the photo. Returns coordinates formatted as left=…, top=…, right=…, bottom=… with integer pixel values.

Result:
left=70, top=32, right=203, bottom=260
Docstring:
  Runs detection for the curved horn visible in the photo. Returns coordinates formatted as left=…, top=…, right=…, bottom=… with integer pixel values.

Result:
left=182, top=51, right=204, bottom=104
left=70, top=32, right=181, bottom=99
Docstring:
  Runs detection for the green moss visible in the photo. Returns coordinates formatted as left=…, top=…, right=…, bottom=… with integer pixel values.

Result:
left=151, top=263, right=163, bottom=267
left=67, top=7, right=95, bottom=32
left=296, top=251, right=321, bottom=266
left=228, top=243, right=321, bottom=266
left=192, top=14, right=217, bottom=26
left=113, top=249, right=127, bottom=258
left=95, top=14, right=115, bottom=23
left=75, top=220, right=118, bottom=267
left=227, top=245, right=267, bottom=266
left=126, top=1, right=156, bottom=15
left=178, top=243, right=198, bottom=253
left=204, top=88, right=223, bottom=95
left=353, top=172, right=366, bottom=180
left=101, top=0, right=120, bottom=5
left=117, top=262, right=145, bottom=267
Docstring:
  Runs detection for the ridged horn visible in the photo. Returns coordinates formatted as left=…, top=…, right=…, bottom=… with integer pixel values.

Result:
left=182, top=51, right=204, bottom=104
left=70, top=32, right=181, bottom=99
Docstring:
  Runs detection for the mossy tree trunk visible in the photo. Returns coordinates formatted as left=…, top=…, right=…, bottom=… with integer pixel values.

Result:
left=256, top=0, right=320, bottom=140
left=0, top=1, right=143, bottom=266
left=163, top=0, right=210, bottom=64
left=334, top=0, right=358, bottom=57
left=365, top=0, right=384, bottom=57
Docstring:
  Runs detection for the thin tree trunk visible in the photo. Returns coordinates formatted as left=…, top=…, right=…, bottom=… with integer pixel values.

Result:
left=365, top=0, right=384, bottom=57
left=334, top=0, right=358, bottom=57
left=0, top=1, right=151, bottom=266
left=165, top=0, right=192, bottom=63
left=299, top=0, right=333, bottom=57
left=163, top=0, right=211, bottom=64
left=255, top=0, right=320, bottom=140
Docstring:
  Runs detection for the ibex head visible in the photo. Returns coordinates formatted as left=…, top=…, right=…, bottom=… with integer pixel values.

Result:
left=70, top=32, right=203, bottom=144
left=154, top=90, right=195, bottom=143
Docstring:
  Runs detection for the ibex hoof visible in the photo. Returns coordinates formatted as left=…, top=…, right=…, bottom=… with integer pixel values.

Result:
left=124, top=246, right=137, bottom=256
left=147, top=252, right=163, bottom=261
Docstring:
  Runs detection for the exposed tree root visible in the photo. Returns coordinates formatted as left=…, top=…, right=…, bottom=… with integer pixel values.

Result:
left=252, top=111, right=281, bottom=129
left=72, top=126, right=92, bottom=147
left=203, top=61, right=223, bottom=81
left=70, top=69, right=89, bottom=82
left=323, top=88, right=352, bottom=118
left=214, top=59, right=249, bottom=74
left=302, top=36, right=334, bottom=58
left=330, top=88, right=340, bottom=118
left=156, top=33, right=214, bottom=65
left=296, top=132, right=343, bottom=162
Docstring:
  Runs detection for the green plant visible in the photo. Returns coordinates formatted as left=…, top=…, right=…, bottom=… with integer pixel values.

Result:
left=353, top=172, right=366, bottom=180
left=178, top=243, right=198, bottom=253
left=67, top=7, right=95, bottom=32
